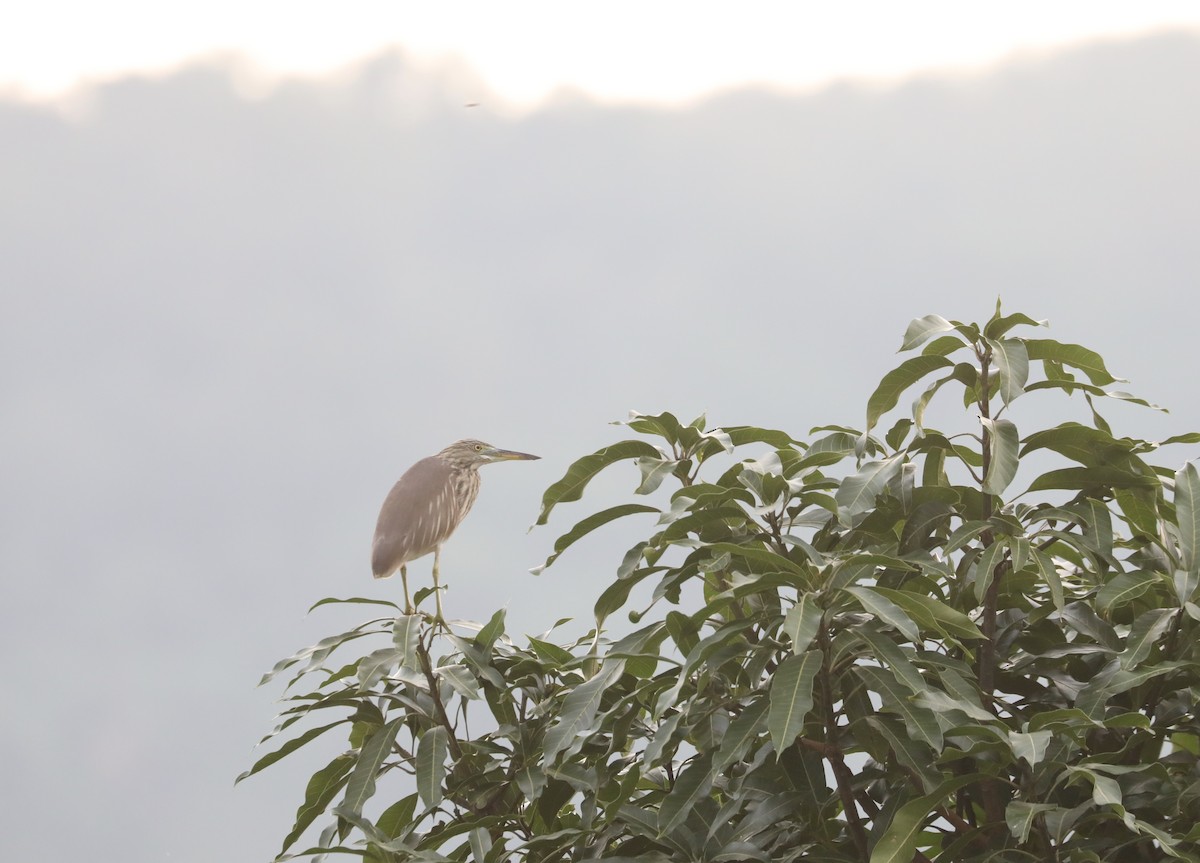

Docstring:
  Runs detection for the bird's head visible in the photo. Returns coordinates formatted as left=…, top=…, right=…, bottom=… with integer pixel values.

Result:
left=439, top=439, right=541, bottom=468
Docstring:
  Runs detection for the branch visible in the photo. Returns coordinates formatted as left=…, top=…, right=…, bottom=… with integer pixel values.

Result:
left=819, top=622, right=870, bottom=861
left=973, top=342, right=1007, bottom=828
left=416, top=633, right=464, bottom=762
left=938, top=805, right=975, bottom=835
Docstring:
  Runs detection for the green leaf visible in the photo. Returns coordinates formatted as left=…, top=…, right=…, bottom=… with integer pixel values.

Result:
left=899, top=314, right=957, bottom=351
left=327, top=806, right=390, bottom=847
left=308, top=596, right=402, bottom=613
left=375, top=793, right=418, bottom=839
left=714, top=699, right=769, bottom=771
left=985, top=311, right=1047, bottom=340
left=910, top=688, right=994, bottom=723
left=543, top=660, right=627, bottom=764
left=873, top=796, right=936, bottom=863
left=835, top=454, right=906, bottom=522
left=980, top=417, right=1019, bottom=496
left=1020, top=422, right=1137, bottom=465
left=356, top=646, right=404, bottom=690
left=658, top=753, right=716, bottom=835
left=341, top=717, right=404, bottom=815
left=872, top=587, right=984, bottom=640
left=259, top=619, right=390, bottom=685
left=707, top=541, right=808, bottom=578
left=1060, top=601, right=1121, bottom=648
left=236, top=720, right=349, bottom=784
left=1031, top=548, right=1065, bottom=611
left=989, top=338, right=1029, bottom=406
left=1008, top=730, right=1052, bottom=766
left=1089, top=772, right=1123, bottom=807
left=921, top=334, right=967, bottom=357
left=912, top=366, right=974, bottom=433
left=1026, top=466, right=1159, bottom=493
left=867, top=356, right=955, bottom=432
left=416, top=726, right=449, bottom=808
left=781, top=533, right=827, bottom=566
left=622, top=410, right=685, bottom=444
left=393, top=614, right=421, bottom=670
left=1089, top=397, right=1112, bottom=434
left=944, top=520, right=992, bottom=555
left=469, top=827, right=493, bottom=862
left=1028, top=708, right=1097, bottom=733
left=783, top=594, right=824, bottom=654
left=437, top=663, right=481, bottom=700
left=844, top=587, right=920, bottom=643
left=536, top=440, right=663, bottom=525
left=281, top=753, right=356, bottom=855
left=1006, top=801, right=1057, bottom=844
left=1124, top=817, right=1188, bottom=858
left=869, top=775, right=983, bottom=863
left=1106, top=662, right=1191, bottom=695
left=635, top=456, right=680, bottom=494
left=972, top=538, right=1007, bottom=604
left=864, top=716, right=940, bottom=793
left=808, top=428, right=865, bottom=458
left=1024, top=339, right=1124, bottom=386
left=1075, top=662, right=1190, bottom=717
left=1177, top=462, right=1200, bottom=576
left=886, top=417, right=914, bottom=451
left=475, top=608, right=506, bottom=651
left=642, top=713, right=683, bottom=770
left=1096, top=571, right=1157, bottom=614
left=532, top=503, right=660, bottom=573
left=665, top=610, right=701, bottom=655
left=1072, top=500, right=1115, bottom=559
left=723, top=425, right=803, bottom=449
left=767, top=651, right=822, bottom=754
left=856, top=666, right=943, bottom=750
left=515, top=761, right=547, bottom=800
left=527, top=636, right=575, bottom=666
left=1159, top=433, right=1200, bottom=447
left=1115, top=487, right=1159, bottom=538
left=1120, top=607, right=1175, bottom=670
left=594, top=561, right=662, bottom=627
left=1084, top=498, right=1115, bottom=559
left=727, top=793, right=810, bottom=846
left=1024, top=380, right=1163, bottom=412
left=853, top=624, right=926, bottom=692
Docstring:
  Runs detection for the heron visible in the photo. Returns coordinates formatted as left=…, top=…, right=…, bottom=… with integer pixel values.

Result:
left=371, top=439, right=540, bottom=619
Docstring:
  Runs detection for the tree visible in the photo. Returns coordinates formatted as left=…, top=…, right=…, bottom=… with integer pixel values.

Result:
left=242, top=304, right=1200, bottom=862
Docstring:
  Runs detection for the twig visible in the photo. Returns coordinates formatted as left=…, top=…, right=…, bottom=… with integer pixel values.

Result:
left=819, top=622, right=870, bottom=860
left=974, top=341, right=1007, bottom=827
left=416, top=632, right=464, bottom=761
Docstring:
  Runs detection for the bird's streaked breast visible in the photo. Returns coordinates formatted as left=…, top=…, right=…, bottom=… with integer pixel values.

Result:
left=371, top=456, right=483, bottom=578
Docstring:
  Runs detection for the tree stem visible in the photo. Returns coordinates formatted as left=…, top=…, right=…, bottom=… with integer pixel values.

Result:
left=973, top=342, right=1006, bottom=826
left=819, top=622, right=869, bottom=860
left=417, top=632, right=464, bottom=762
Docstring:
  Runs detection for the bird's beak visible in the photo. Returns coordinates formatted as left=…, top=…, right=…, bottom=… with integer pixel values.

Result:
left=487, top=447, right=540, bottom=461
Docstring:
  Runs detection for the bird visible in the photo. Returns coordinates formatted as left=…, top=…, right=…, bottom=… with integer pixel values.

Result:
left=371, top=439, right=540, bottom=619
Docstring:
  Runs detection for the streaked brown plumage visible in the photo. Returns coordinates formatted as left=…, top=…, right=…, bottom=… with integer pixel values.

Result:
left=372, top=439, right=539, bottom=617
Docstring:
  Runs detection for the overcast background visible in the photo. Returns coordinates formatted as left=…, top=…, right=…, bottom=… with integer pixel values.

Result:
left=3, top=24, right=1200, bottom=863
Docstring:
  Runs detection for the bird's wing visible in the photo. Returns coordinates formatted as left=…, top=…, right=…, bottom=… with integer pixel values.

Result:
left=371, top=456, right=458, bottom=577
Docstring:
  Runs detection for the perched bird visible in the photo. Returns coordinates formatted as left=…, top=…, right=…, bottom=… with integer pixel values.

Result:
left=372, top=439, right=540, bottom=618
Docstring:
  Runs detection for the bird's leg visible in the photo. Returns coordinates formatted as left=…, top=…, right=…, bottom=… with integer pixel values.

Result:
left=432, top=545, right=445, bottom=621
left=400, top=564, right=413, bottom=614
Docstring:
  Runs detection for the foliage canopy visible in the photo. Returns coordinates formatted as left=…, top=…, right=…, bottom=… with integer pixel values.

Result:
left=244, top=304, right=1200, bottom=862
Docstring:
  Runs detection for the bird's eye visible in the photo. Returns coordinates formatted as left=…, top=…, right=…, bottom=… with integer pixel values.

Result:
left=474, top=444, right=483, bottom=451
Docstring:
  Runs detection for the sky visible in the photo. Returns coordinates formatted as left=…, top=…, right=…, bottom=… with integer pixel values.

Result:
left=4, top=8, right=1200, bottom=863
left=5, top=2, right=1200, bottom=106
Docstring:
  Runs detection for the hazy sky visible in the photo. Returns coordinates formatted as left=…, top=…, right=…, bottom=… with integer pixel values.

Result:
left=4, top=18, right=1200, bottom=863
left=5, top=2, right=1200, bottom=104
